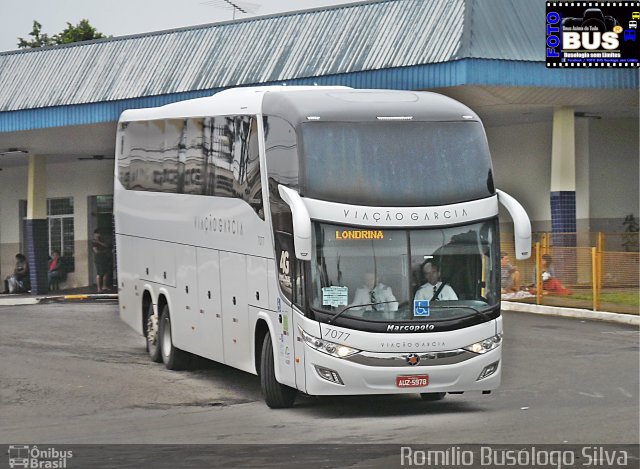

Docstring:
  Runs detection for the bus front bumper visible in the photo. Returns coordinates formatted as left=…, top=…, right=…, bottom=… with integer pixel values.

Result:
left=303, top=346, right=501, bottom=396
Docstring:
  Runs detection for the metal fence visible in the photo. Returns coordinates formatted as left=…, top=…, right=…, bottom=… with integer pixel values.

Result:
left=500, top=232, right=639, bottom=314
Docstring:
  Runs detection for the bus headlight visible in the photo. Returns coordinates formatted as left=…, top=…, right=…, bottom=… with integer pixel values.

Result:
left=464, top=333, right=502, bottom=354
left=298, top=327, right=360, bottom=358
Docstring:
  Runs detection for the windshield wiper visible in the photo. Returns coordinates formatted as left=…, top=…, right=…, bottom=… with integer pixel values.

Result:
left=429, top=304, right=493, bottom=322
left=327, top=300, right=397, bottom=325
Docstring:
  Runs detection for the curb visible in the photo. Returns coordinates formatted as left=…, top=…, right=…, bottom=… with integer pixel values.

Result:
left=44, top=293, right=119, bottom=303
left=502, top=301, right=640, bottom=326
left=0, top=293, right=118, bottom=306
left=0, top=297, right=40, bottom=306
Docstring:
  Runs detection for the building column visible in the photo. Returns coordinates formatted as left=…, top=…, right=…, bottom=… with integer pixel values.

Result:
left=575, top=116, right=592, bottom=283
left=550, top=107, right=576, bottom=239
left=575, top=116, right=590, bottom=233
left=26, top=154, right=49, bottom=294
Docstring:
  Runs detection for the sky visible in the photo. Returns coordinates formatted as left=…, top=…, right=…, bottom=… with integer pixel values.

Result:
left=1, top=0, right=361, bottom=52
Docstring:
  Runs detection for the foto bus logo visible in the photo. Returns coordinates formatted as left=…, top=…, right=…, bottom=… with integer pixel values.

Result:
left=546, top=10, right=562, bottom=58
left=546, top=2, right=640, bottom=67
left=547, top=8, right=620, bottom=54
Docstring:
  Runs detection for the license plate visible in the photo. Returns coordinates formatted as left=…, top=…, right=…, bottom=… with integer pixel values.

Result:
left=396, top=375, right=429, bottom=388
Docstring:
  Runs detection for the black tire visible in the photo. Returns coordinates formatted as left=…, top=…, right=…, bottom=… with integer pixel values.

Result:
left=420, top=392, right=446, bottom=402
left=158, top=304, right=189, bottom=370
left=260, top=333, right=296, bottom=408
left=144, top=302, right=162, bottom=363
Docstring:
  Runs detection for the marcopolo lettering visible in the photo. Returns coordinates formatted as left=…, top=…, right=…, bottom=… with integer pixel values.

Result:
left=386, top=324, right=436, bottom=333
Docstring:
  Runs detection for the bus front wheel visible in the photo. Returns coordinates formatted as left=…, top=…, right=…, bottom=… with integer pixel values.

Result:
left=145, top=302, right=162, bottom=363
left=260, top=333, right=296, bottom=408
left=159, top=305, right=189, bottom=370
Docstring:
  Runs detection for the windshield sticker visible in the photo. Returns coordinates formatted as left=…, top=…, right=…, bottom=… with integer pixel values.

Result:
left=322, top=286, right=349, bottom=307
left=414, top=299, right=430, bottom=317
left=335, top=229, right=384, bottom=240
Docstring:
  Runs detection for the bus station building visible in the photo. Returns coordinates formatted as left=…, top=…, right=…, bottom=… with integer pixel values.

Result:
left=0, top=0, right=637, bottom=292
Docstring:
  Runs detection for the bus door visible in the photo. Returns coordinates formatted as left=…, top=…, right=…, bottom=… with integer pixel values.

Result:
left=274, top=231, right=302, bottom=391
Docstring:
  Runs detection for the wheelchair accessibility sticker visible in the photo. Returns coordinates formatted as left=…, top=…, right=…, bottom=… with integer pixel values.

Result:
left=414, top=300, right=430, bottom=317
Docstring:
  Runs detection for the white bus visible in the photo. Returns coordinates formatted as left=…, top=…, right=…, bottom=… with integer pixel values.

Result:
left=114, top=86, right=531, bottom=408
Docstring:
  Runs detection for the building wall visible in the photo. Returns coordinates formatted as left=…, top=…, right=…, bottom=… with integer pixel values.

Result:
left=487, top=116, right=639, bottom=237
left=486, top=121, right=553, bottom=233
left=0, top=165, right=27, bottom=286
left=0, top=158, right=114, bottom=288
left=588, top=117, right=640, bottom=233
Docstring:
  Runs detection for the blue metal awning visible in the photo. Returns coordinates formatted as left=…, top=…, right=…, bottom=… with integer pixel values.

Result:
left=1, top=59, right=636, bottom=132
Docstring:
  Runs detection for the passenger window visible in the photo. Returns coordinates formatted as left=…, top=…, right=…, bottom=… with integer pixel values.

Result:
left=119, top=114, right=263, bottom=219
left=182, top=118, right=206, bottom=195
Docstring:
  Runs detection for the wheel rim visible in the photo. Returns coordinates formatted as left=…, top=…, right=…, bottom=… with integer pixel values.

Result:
left=146, top=314, right=157, bottom=349
left=162, top=316, right=172, bottom=357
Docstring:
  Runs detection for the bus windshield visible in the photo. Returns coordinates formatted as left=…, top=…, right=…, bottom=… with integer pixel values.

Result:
left=310, top=220, right=499, bottom=324
left=300, top=121, right=494, bottom=206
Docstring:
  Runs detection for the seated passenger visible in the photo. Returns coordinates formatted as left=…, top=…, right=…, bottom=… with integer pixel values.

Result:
left=530, top=254, right=571, bottom=295
left=48, top=250, right=67, bottom=291
left=4, top=253, right=30, bottom=294
left=500, top=252, right=521, bottom=293
left=414, top=261, right=457, bottom=301
left=351, top=271, right=398, bottom=312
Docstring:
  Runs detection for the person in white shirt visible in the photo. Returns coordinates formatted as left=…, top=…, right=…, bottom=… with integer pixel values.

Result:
left=351, top=271, right=398, bottom=312
left=414, top=261, right=458, bottom=302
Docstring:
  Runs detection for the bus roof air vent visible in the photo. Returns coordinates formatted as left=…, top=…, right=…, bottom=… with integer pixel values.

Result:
left=328, top=91, right=418, bottom=103
left=376, top=116, right=413, bottom=121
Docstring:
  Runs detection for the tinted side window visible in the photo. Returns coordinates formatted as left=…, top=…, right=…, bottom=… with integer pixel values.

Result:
left=263, top=115, right=299, bottom=204
left=206, top=116, right=235, bottom=198
left=245, top=118, right=263, bottom=219
left=202, top=115, right=263, bottom=217
left=162, top=119, right=182, bottom=193
left=118, top=123, right=131, bottom=188
left=183, top=118, right=205, bottom=195
left=119, top=115, right=263, bottom=218
left=118, top=120, right=174, bottom=192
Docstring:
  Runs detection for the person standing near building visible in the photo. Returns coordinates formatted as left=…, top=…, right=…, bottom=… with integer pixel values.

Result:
left=4, top=253, right=30, bottom=294
left=92, top=229, right=111, bottom=292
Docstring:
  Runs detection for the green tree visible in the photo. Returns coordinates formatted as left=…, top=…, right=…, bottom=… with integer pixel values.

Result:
left=17, top=20, right=54, bottom=48
left=53, top=19, right=107, bottom=45
left=18, top=19, right=107, bottom=49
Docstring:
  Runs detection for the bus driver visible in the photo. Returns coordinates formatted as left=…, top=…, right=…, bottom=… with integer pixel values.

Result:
left=414, top=261, right=458, bottom=302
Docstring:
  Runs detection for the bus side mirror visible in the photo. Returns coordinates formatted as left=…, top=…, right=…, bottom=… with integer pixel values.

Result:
left=278, top=185, right=312, bottom=261
left=497, top=189, right=531, bottom=260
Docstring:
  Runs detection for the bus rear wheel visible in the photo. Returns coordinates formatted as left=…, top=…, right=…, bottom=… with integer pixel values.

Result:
left=158, top=305, right=189, bottom=370
left=420, top=392, right=446, bottom=401
left=145, top=302, right=162, bottom=363
left=260, top=333, right=296, bottom=408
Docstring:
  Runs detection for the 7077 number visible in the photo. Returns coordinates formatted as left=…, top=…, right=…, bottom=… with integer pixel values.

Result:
left=323, top=328, right=350, bottom=342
